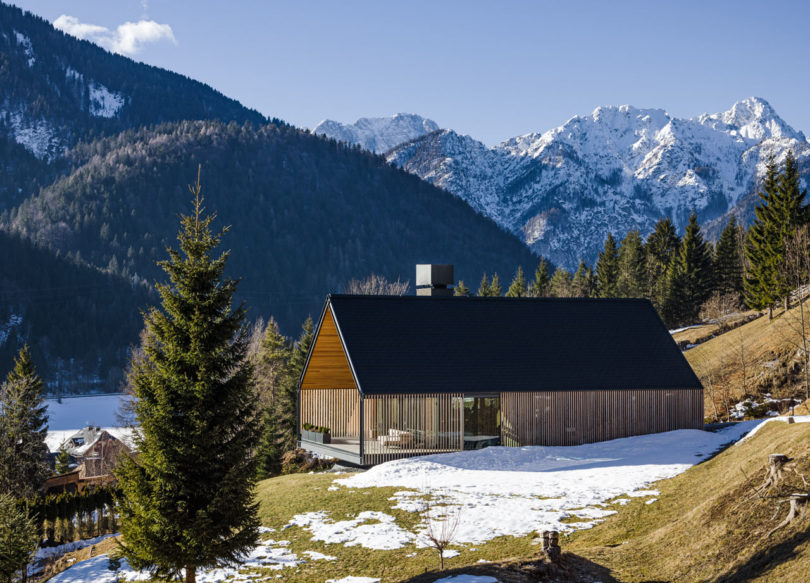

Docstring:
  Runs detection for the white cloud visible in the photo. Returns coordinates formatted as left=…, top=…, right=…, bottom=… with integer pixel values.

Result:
left=54, top=14, right=176, bottom=56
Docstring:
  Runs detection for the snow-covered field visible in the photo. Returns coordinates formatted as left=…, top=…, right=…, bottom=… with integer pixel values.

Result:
left=51, top=419, right=806, bottom=582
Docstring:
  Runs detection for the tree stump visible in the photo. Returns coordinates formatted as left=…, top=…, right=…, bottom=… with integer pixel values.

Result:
left=768, top=493, right=810, bottom=537
left=542, top=530, right=561, bottom=563
left=764, top=454, right=791, bottom=490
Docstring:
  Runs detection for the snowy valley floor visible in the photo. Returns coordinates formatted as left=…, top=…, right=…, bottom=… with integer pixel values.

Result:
left=47, top=420, right=798, bottom=583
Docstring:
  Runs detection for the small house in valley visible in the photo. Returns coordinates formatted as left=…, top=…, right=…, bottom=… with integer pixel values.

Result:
left=298, top=287, right=703, bottom=465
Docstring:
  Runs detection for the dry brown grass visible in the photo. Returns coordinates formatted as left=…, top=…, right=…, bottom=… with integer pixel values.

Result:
left=684, top=302, right=810, bottom=420
left=567, top=421, right=810, bottom=582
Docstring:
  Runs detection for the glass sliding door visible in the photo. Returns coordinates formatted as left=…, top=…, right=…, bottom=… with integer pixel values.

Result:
left=463, top=395, right=500, bottom=449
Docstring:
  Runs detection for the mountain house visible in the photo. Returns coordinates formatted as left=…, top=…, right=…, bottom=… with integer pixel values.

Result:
left=298, top=266, right=703, bottom=466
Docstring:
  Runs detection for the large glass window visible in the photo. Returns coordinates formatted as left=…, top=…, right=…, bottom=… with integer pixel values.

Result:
left=463, top=396, right=500, bottom=449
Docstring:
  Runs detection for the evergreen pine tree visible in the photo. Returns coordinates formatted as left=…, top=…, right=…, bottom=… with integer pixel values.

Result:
left=528, top=259, right=551, bottom=297
left=115, top=173, right=260, bottom=583
left=505, top=266, right=527, bottom=297
left=55, top=447, right=71, bottom=474
left=663, top=213, right=714, bottom=326
left=253, top=318, right=291, bottom=409
left=454, top=280, right=470, bottom=297
left=274, top=317, right=315, bottom=453
left=0, top=345, right=49, bottom=499
left=645, top=218, right=681, bottom=314
left=489, top=273, right=502, bottom=297
left=714, top=215, right=744, bottom=297
left=0, top=493, right=39, bottom=583
left=596, top=233, right=620, bottom=298
left=571, top=261, right=592, bottom=297
left=254, top=319, right=292, bottom=479
left=476, top=274, right=491, bottom=297
left=617, top=230, right=647, bottom=297
left=745, top=155, right=789, bottom=315
left=549, top=267, right=573, bottom=297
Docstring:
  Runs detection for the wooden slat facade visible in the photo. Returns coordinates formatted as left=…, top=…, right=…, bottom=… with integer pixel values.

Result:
left=300, top=388, right=359, bottom=438
left=500, top=389, right=704, bottom=447
left=362, top=393, right=464, bottom=465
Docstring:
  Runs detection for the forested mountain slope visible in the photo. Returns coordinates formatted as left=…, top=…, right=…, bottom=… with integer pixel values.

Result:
left=0, top=229, right=152, bottom=392
left=3, top=120, right=538, bottom=345
left=0, top=1, right=268, bottom=207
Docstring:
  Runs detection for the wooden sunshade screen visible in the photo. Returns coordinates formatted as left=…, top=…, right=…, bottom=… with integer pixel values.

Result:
left=300, top=388, right=360, bottom=438
left=500, top=388, right=704, bottom=447
left=362, top=393, right=464, bottom=465
left=301, top=305, right=356, bottom=390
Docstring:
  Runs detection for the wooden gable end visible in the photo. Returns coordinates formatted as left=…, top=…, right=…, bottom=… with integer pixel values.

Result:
left=301, top=305, right=357, bottom=390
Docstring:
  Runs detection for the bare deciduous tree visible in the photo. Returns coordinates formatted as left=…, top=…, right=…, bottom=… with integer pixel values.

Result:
left=780, top=226, right=810, bottom=402
left=344, top=273, right=410, bottom=296
left=421, top=492, right=462, bottom=571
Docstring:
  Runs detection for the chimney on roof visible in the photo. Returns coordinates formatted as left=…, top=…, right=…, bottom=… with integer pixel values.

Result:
left=416, top=264, right=454, bottom=297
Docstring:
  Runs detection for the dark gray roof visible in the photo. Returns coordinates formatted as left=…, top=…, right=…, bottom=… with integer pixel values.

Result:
left=324, top=294, right=702, bottom=395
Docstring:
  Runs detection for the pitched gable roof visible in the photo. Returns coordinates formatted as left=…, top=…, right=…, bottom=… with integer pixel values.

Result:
left=322, top=294, right=702, bottom=395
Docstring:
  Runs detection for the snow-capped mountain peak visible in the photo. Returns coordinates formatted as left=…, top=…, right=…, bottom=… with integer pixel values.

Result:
left=313, top=113, right=439, bottom=154
left=697, top=97, right=804, bottom=142
left=386, top=98, right=809, bottom=268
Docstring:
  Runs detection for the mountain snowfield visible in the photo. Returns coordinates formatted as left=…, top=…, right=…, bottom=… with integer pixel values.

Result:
left=317, top=99, right=810, bottom=268
left=313, top=113, right=439, bottom=154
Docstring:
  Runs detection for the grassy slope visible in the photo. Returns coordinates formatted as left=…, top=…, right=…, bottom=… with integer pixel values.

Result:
left=567, top=421, right=810, bottom=582
left=254, top=473, right=540, bottom=582
left=683, top=303, right=810, bottom=419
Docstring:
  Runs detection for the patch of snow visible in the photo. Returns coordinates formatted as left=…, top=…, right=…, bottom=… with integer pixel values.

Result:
left=8, top=111, right=60, bottom=159
left=669, top=324, right=705, bottom=334
left=88, top=82, right=125, bottom=118
left=287, top=510, right=414, bottom=550
left=33, top=534, right=116, bottom=562
left=65, top=66, right=83, bottom=81
left=645, top=498, right=658, bottom=505
left=336, top=424, right=758, bottom=544
left=302, top=550, right=336, bottom=561
left=14, top=30, right=35, bottom=66
left=441, top=549, right=461, bottom=559
left=0, top=314, right=23, bottom=347
left=49, top=535, right=305, bottom=583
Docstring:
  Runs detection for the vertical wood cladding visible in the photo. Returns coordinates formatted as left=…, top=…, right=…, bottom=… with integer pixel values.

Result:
left=300, top=388, right=359, bottom=438
left=362, top=393, right=464, bottom=465
left=300, top=306, right=356, bottom=390
left=500, top=389, right=704, bottom=447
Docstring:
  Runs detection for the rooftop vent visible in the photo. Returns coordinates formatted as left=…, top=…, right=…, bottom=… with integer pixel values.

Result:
left=416, top=264, right=454, bottom=297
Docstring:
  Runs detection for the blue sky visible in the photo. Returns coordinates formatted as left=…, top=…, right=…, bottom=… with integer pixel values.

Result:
left=11, top=0, right=810, bottom=145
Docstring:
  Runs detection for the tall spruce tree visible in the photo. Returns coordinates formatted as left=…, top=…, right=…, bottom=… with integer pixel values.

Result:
left=617, top=230, right=647, bottom=297
left=454, top=280, right=470, bottom=297
left=714, top=215, right=744, bottom=297
left=0, top=345, right=49, bottom=499
left=254, top=319, right=292, bottom=479
left=596, top=233, right=620, bottom=298
left=253, top=318, right=291, bottom=409
left=549, top=267, right=574, bottom=297
left=571, top=261, right=592, bottom=297
left=664, top=213, right=713, bottom=326
left=0, top=492, right=39, bottom=583
left=744, top=153, right=807, bottom=315
left=280, top=317, right=314, bottom=452
left=489, top=273, right=503, bottom=297
left=505, top=266, right=528, bottom=297
left=645, top=218, right=681, bottom=314
left=116, top=173, right=260, bottom=583
left=476, top=274, right=492, bottom=297
left=528, top=259, right=551, bottom=297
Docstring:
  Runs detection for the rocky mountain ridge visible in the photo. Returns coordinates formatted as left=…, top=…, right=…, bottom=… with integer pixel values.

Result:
left=320, top=100, right=809, bottom=268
